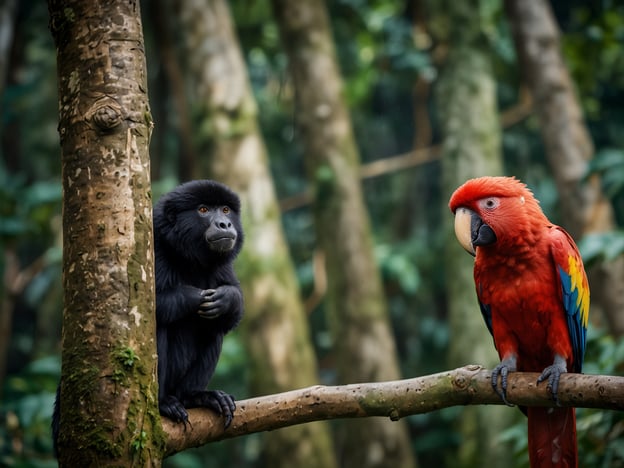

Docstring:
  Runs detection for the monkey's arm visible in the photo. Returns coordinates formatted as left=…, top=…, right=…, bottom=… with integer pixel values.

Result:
left=156, top=285, right=208, bottom=325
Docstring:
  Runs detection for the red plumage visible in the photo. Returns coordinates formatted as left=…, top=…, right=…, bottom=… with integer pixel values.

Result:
left=449, top=176, right=589, bottom=468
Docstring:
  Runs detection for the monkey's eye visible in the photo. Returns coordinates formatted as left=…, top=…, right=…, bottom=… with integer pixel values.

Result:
left=222, top=206, right=230, bottom=214
left=198, top=205, right=209, bottom=214
left=478, top=197, right=500, bottom=210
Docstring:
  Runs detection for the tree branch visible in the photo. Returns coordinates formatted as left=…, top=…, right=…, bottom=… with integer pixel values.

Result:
left=278, top=90, right=533, bottom=213
left=163, top=365, right=624, bottom=456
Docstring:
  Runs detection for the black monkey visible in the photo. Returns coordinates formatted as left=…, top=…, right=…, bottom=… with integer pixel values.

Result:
left=52, top=180, right=244, bottom=453
left=153, top=180, right=244, bottom=427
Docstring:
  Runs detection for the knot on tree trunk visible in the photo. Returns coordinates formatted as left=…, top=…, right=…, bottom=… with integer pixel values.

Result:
left=87, top=97, right=124, bottom=131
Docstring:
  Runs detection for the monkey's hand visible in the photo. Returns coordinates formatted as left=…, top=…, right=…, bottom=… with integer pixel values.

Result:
left=198, top=286, right=240, bottom=319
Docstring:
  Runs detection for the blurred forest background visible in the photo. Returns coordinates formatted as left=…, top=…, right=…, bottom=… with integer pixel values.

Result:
left=2, top=0, right=624, bottom=467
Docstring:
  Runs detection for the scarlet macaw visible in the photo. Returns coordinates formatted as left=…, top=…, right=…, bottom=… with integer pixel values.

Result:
left=448, top=176, right=589, bottom=467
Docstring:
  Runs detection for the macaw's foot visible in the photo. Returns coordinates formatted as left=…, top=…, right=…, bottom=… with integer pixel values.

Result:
left=491, top=355, right=517, bottom=407
left=537, top=354, right=567, bottom=406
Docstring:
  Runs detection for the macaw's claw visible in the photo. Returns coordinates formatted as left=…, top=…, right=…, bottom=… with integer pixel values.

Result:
left=537, top=354, right=567, bottom=406
left=491, top=355, right=517, bottom=407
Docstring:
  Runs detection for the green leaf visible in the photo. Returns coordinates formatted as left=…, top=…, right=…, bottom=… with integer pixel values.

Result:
left=578, top=231, right=624, bottom=262
left=23, top=180, right=62, bottom=207
left=25, top=356, right=61, bottom=376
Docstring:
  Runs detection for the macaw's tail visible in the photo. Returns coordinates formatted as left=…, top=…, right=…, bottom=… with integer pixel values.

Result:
left=527, top=407, right=577, bottom=467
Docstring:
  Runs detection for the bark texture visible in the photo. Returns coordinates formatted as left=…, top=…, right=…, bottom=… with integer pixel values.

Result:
left=174, top=0, right=338, bottom=466
left=505, top=0, right=624, bottom=335
left=271, top=1, right=416, bottom=467
left=48, top=1, right=162, bottom=465
left=430, top=0, right=515, bottom=465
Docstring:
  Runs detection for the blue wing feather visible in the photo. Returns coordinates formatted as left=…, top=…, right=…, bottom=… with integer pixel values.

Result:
left=550, top=226, right=589, bottom=374
left=558, top=265, right=587, bottom=373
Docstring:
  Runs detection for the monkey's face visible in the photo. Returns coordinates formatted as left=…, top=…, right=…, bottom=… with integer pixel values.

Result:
left=198, top=205, right=238, bottom=253
left=154, top=179, right=244, bottom=268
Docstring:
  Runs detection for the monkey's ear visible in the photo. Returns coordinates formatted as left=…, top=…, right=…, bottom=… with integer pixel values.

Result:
left=163, top=200, right=178, bottom=224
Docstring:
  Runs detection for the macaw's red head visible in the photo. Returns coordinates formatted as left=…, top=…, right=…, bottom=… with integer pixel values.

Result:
left=448, top=176, right=549, bottom=256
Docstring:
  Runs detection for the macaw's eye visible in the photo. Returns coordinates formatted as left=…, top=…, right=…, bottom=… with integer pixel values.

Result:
left=222, top=206, right=230, bottom=214
left=198, top=205, right=209, bottom=214
left=479, top=197, right=500, bottom=210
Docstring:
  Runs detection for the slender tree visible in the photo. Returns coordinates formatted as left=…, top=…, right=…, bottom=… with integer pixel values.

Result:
left=505, top=0, right=624, bottom=336
left=146, top=0, right=198, bottom=181
left=429, top=0, right=515, bottom=465
left=173, top=0, right=338, bottom=466
left=0, top=0, right=19, bottom=394
left=0, top=0, right=16, bottom=97
left=271, top=1, right=416, bottom=467
left=48, top=1, right=164, bottom=465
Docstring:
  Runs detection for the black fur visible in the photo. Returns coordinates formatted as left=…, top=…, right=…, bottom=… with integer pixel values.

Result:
left=52, top=180, right=244, bottom=454
left=153, top=180, right=244, bottom=426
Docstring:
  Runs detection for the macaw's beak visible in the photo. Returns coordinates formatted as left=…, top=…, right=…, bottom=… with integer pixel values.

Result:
left=453, top=207, right=497, bottom=256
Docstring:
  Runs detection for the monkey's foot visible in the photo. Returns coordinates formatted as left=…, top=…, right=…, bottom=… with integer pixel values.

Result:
left=184, top=390, right=236, bottom=428
left=491, top=355, right=517, bottom=407
left=160, top=395, right=190, bottom=426
left=537, top=354, right=567, bottom=405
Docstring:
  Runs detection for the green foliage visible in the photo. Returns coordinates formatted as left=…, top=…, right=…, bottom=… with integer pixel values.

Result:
left=0, top=356, right=60, bottom=467
left=579, top=231, right=624, bottom=263
left=562, top=2, right=624, bottom=118
left=0, top=166, right=61, bottom=242
left=578, top=147, right=624, bottom=262
left=410, top=407, right=462, bottom=466
left=111, top=347, right=142, bottom=387
left=131, top=431, right=148, bottom=452
left=376, top=243, right=421, bottom=295
left=333, top=0, right=433, bottom=104
left=116, top=347, right=140, bottom=369
left=586, top=148, right=624, bottom=198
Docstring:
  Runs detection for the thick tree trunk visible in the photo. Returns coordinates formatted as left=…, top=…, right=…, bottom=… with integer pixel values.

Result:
left=505, top=0, right=624, bottom=336
left=271, top=1, right=416, bottom=467
left=174, top=0, right=338, bottom=466
left=430, top=0, right=515, bottom=465
left=48, top=1, right=163, bottom=465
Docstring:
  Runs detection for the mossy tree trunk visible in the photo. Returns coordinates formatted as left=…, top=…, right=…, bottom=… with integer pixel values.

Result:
left=174, top=0, right=338, bottom=466
left=48, top=1, right=164, bottom=465
left=429, top=0, right=515, bottom=466
left=271, top=1, right=416, bottom=467
left=505, top=0, right=624, bottom=336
